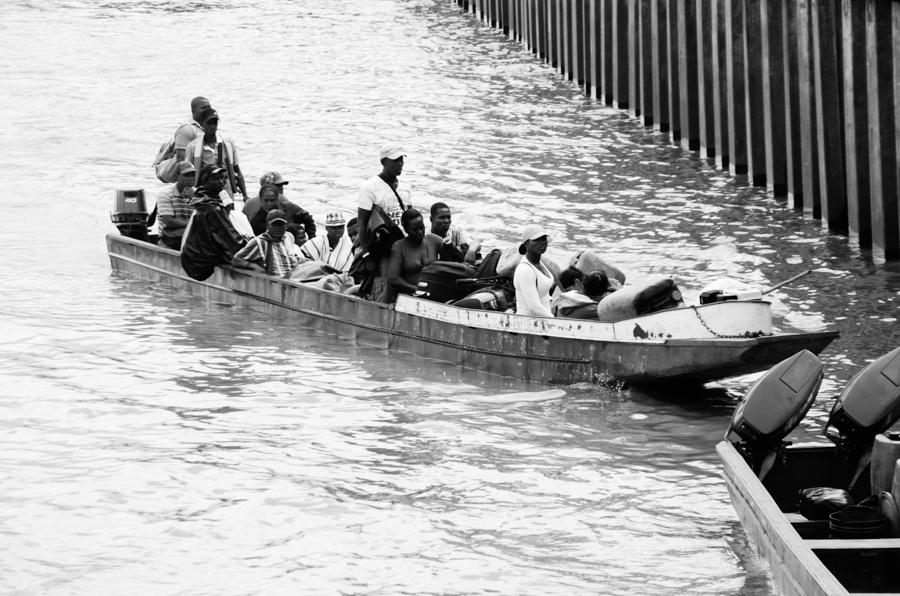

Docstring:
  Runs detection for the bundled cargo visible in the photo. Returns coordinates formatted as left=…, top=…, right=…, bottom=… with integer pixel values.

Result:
left=595, top=275, right=683, bottom=322
left=569, top=250, right=626, bottom=285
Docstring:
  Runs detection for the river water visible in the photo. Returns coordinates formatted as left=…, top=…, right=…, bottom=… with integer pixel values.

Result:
left=2, top=1, right=899, bottom=594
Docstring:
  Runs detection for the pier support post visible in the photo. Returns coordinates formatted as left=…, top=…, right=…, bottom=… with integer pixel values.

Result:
left=725, top=0, right=748, bottom=175
left=640, top=0, right=654, bottom=124
left=677, top=0, right=700, bottom=150
left=712, top=0, right=730, bottom=168
left=761, top=0, right=787, bottom=196
left=842, top=0, right=872, bottom=247
left=744, top=0, right=767, bottom=186
left=867, top=0, right=900, bottom=260
left=813, top=0, right=847, bottom=232
left=698, top=0, right=716, bottom=158
left=652, top=0, right=671, bottom=131
left=667, top=0, right=682, bottom=143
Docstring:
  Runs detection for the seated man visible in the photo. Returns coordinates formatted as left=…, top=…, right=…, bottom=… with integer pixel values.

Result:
left=156, top=161, right=196, bottom=250
left=551, top=267, right=601, bottom=319
left=429, top=201, right=479, bottom=263
left=301, top=211, right=354, bottom=272
left=243, top=178, right=316, bottom=238
left=180, top=165, right=247, bottom=281
left=231, top=209, right=305, bottom=278
left=346, top=217, right=359, bottom=245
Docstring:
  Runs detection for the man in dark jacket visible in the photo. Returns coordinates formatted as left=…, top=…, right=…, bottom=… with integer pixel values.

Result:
left=180, top=165, right=246, bottom=281
left=243, top=176, right=316, bottom=238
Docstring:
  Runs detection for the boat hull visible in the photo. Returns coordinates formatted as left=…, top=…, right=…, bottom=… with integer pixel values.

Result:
left=107, top=234, right=838, bottom=385
left=718, top=440, right=900, bottom=595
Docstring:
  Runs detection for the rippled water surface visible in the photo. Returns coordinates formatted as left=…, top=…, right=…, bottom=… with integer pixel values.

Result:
left=2, top=1, right=900, bottom=594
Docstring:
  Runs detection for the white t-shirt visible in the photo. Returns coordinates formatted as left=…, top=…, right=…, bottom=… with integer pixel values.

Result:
left=514, top=259, right=555, bottom=317
left=358, top=175, right=411, bottom=227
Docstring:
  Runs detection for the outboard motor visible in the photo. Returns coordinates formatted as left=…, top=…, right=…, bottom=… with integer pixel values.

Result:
left=823, top=347, right=900, bottom=489
left=825, top=347, right=900, bottom=447
left=726, top=350, right=824, bottom=479
left=110, top=189, right=149, bottom=241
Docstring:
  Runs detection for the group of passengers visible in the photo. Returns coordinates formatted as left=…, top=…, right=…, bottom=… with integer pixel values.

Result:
left=157, top=97, right=617, bottom=318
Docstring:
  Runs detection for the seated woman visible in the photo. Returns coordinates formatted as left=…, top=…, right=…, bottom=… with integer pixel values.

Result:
left=552, top=267, right=598, bottom=318
left=513, top=225, right=555, bottom=317
left=584, top=270, right=619, bottom=302
left=383, top=208, right=443, bottom=303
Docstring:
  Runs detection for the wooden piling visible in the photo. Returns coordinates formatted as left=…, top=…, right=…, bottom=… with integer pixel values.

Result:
left=675, top=0, right=699, bottom=150
left=867, top=0, right=900, bottom=260
left=712, top=0, right=730, bottom=168
left=744, top=0, right=767, bottom=186
left=652, top=0, right=671, bottom=132
left=640, top=0, right=654, bottom=125
left=842, top=0, right=872, bottom=246
left=812, top=0, right=847, bottom=231
left=760, top=0, right=787, bottom=196
left=697, top=0, right=715, bottom=158
left=725, top=0, right=748, bottom=175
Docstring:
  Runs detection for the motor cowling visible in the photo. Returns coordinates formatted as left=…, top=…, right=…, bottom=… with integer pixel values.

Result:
left=727, top=349, right=824, bottom=449
left=110, top=189, right=149, bottom=241
left=825, top=346, right=900, bottom=447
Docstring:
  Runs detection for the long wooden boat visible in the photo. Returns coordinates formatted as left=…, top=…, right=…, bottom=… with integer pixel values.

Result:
left=107, top=233, right=838, bottom=385
left=718, top=440, right=900, bottom=595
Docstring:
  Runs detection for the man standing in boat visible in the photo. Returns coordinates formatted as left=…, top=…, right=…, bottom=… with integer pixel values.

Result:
left=358, top=147, right=410, bottom=246
left=173, top=96, right=210, bottom=163
left=184, top=107, right=248, bottom=201
left=355, top=147, right=411, bottom=298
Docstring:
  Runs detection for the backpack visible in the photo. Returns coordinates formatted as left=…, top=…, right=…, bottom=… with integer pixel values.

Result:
left=153, top=122, right=195, bottom=183
left=152, top=136, right=179, bottom=183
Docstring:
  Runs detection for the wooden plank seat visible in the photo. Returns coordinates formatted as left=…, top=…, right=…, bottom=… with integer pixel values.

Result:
left=806, top=538, right=900, bottom=550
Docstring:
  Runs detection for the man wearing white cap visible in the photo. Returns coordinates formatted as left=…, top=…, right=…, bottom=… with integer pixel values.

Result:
left=301, top=211, right=354, bottom=272
left=357, top=146, right=411, bottom=254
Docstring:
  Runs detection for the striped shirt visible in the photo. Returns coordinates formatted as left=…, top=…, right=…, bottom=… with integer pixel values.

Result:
left=300, top=234, right=354, bottom=272
left=233, top=232, right=304, bottom=278
left=156, top=185, right=194, bottom=243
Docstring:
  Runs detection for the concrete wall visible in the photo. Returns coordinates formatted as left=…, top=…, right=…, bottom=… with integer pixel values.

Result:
left=454, top=0, right=900, bottom=262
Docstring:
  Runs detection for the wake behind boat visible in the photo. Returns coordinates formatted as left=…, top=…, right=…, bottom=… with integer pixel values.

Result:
left=107, top=232, right=838, bottom=385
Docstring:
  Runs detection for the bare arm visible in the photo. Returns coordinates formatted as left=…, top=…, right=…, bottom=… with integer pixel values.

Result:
left=357, top=207, right=372, bottom=252
left=386, top=243, right=417, bottom=295
left=231, top=254, right=267, bottom=273
left=159, top=214, right=188, bottom=231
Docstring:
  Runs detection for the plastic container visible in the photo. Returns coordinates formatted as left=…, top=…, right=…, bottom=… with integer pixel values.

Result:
left=872, top=432, right=900, bottom=495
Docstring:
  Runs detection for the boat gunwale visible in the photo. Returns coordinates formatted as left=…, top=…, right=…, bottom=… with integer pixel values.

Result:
left=717, top=440, right=850, bottom=596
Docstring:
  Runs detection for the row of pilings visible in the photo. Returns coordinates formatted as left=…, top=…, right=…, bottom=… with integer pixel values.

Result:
left=452, top=0, right=900, bottom=262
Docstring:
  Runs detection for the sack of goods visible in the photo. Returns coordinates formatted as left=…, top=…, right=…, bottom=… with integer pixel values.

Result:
left=570, top=250, right=626, bottom=285
left=596, top=275, right=684, bottom=322
left=415, top=261, right=478, bottom=303
left=153, top=137, right=180, bottom=183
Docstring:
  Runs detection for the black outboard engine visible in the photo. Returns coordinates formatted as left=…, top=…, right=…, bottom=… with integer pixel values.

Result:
left=824, top=346, right=900, bottom=451
left=110, top=189, right=149, bottom=241
left=726, top=350, right=824, bottom=479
